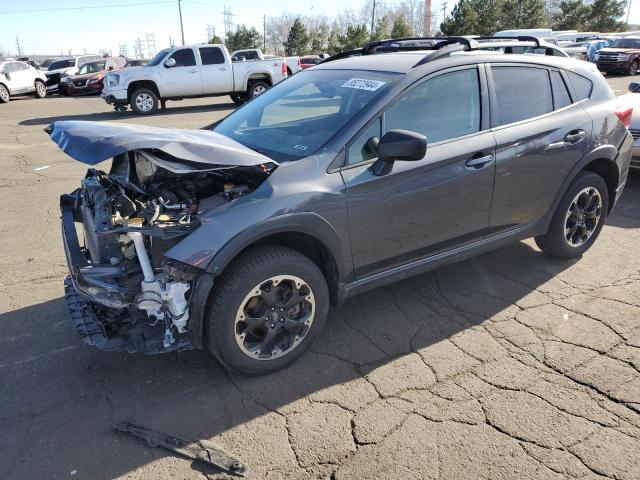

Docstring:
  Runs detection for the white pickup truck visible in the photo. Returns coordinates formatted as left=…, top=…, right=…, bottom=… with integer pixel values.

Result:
left=102, top=44, right=288, bottom=114
left=232, top=48, right=301, bottom=76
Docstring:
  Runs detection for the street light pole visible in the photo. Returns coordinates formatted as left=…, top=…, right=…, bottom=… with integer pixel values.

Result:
left=178, top=0, right=185, bottom=45
left=371, top=0, right=376, bottom=35
left=627, top=0, right=633, bottom=25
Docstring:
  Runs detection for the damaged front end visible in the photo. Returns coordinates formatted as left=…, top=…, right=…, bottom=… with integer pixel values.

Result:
left=55, top=121, right=275, bottom=354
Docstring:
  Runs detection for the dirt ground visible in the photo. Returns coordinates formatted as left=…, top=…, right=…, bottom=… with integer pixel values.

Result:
left=1, top=84, right=640, bottom=480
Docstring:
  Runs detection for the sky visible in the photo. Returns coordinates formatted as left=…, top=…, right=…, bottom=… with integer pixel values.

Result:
left=0, top=0, right=638, bottom=57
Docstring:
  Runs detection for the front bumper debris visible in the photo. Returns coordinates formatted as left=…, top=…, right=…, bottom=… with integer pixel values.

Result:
left=115, top=422, right=246, bottom=476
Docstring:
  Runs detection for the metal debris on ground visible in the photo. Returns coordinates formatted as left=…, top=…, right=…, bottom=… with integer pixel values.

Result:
left=114, top=421, right=246, bottom=476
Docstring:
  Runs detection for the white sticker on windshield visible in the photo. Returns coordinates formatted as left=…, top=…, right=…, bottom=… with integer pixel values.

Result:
left=342, top=78, right=386, bottom=91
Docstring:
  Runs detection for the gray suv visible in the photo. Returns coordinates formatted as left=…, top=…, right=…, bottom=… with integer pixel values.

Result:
left=55, top=37, right=633, bottom=375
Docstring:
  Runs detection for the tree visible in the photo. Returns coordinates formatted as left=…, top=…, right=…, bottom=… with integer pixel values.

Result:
left=327, top=22, right=343, bottom=53
left=551, top=0, right=592, bottom=30
left=308, top=18, right=330, bottom=53
left=225, top=25, right=261, bottom=52
left=208, top=34, right=223, bottom=44
left=585, top=0, right=627, bottom=32
left=284, top=18, right=310, bottom=55
left=390, top=16, right=412, bottom=38
left=340, top=24, right=370, bottom=50
left=371, top=15, right=393, bottom=40
left=501, top=0, right=546, bottom=29
left=440, top=0, right=481, bottom=35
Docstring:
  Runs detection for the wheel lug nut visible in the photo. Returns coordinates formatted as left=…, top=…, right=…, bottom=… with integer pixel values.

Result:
left=280, top=318, right=284, bottom=322
left=270, top=323, right=275, bottom=328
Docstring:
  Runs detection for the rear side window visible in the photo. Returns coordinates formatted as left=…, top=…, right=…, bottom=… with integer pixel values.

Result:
left=492, top=66, right=552, bottom=125
left=385, top=68, right=481, bottom=143
left=550, top=70, right=572, bottom=109
left=566, top=72, right=592, bottom=101
left=169, top=49, right=196, bottom=67
left=200, top=47, right=225, bottom=65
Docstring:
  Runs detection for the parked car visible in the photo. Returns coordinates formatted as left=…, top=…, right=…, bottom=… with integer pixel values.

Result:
left=0, top=60, right=47, bottom=102
left=562, top=44, right=589, bottom=61
left=622, top=81, right=640, bottom=170
left=564, top=40, right=608, bottom=63
left=44, top=54, right=101, bottom=92
left=300, top=55, right=322, bottom=69
left=53, top=37, right=632, bottom=375
left=233, top=48, right=302, bottom=75
left=596, top=37, right=640, bottom=75
left=59, top=57, right=127, bottom=95
left=124, top=58, right=149, bottom=68
left=102, top=44, right=288, bottom=113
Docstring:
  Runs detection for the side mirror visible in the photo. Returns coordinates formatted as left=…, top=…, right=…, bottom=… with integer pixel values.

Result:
left=371, top=129, right=426, bottom=176
left=164, top=57, right=176, bottom=68
left=629, top=82, right=640, bottom=93
left=107, top=66, right=114, bottom=71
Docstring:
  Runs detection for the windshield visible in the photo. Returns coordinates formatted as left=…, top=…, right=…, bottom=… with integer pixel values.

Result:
left=78, top=61, right=105, bottom=74
left=147, top=49, right=171, bottom=66
left=608, top=38, right=640, bottom=49
left=48, top=59, right=74, bottom=70
left=213, top=69, right=397, bottom=162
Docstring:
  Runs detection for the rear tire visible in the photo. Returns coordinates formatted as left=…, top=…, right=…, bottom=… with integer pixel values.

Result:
left=34, top=80, right=46, bottom=98
left=0, top=84, right=10, bottom=103
left=247, top=80, right=269, bottom=99
left=629, top=61, right=639, bottom=76
left=130, top=88, right=158, bottom=115
left=535, top=171, right=608, bottom=259
left=205, top=245, right=329, bottom=375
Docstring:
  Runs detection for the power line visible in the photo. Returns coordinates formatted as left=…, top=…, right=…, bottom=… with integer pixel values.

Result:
left=0, top=1, right=175, bottom=15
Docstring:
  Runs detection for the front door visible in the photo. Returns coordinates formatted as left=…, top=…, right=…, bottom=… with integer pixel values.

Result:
left=160, top=48, right=202, bottom=97
left=487, top=65, right=593, bottom=232
left=343, top=66, right=496, bottom=279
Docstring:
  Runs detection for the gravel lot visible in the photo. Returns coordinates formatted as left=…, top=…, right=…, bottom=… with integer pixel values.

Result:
left=1, top=82, right=640, bottom=480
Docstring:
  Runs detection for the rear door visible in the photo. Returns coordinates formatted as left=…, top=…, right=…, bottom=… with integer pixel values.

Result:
left=199, top=46, right=233, bottom=94
left=160, top=48, right=202, bottom=97
left=343, top=65, right=496, bottom=279
left=487, top=64, right=593, bottom=233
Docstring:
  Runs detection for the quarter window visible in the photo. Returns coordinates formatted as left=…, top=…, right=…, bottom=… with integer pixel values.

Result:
left=550, top=70, right=572, bottom=109
left=169, top=49, right=196, bottom=67
left=348, top=118, right=381, bottom=165
left=566, top=72, right=592, bottom=101
left=199, top=47, right=225, bottom=65
left=385, top=68, right=481, bottom=143
left=492, top=66, right=552, bottom=125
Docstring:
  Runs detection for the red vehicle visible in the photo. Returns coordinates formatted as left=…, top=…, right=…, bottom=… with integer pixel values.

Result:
left=300, top=55, right=322, bottom=70
left=60, top=57, right=126, bottom=95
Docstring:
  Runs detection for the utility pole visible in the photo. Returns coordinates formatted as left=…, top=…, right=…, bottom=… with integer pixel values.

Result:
left=177, top=0, right=185, bottom=45
left=119, top=43, right=128, bottom=57
left=441, top=2, right=447, bottom=22
left=145, top=32, right=156, bottom=58
left=263, top=15, right=266, bottom=50
left=15, top=37, right=23, bottom=57
left=222, top=6, right=234, bottom=37
left=134, top=37, right=144, bottom=59
left=424, top=0, right=431, bottom=36
left=627, top=0, right=633, bottom=25
left=370, top=0, right=376, bottom=35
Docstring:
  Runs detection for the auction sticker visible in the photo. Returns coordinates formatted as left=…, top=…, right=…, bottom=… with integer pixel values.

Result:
left=342, top=78, right=386, bottom=91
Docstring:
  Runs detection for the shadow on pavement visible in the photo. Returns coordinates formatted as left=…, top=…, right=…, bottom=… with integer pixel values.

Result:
left=606, top=171, right=640, bottom=228
left=2, top=174, right=638, bottom=479
left=18, top=102, right=236, bottom=126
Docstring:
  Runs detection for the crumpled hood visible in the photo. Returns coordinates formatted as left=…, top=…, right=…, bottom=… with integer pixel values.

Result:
left=48, top=120, right=275, bottom=167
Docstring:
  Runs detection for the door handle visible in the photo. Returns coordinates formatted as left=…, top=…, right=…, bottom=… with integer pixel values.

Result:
left=218, top=67, right=229, bottom=71
left=564, top=129, right=586, bottom=144
left=465, top=154, right=494, bottom=169
left=188, top=68, right=198, bottom=73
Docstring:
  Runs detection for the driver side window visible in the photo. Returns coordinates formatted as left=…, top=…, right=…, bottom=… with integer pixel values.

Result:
left=169, top=49, right=196, bottom=67
left=347, top=118, right=381, bottom=165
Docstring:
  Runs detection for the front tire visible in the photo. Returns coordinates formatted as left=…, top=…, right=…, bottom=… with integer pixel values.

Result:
left=629, top=61, right=639, bottom=76
left=205, top=246, right=329, bottom=375
left=0, top=84, right=10, bottom=103
left=34, top=80, right=46, bottom=98
left=130, top=88, right=158, bottom=115
left=535, top=171, right=608, bottom=259
left=230, top=94, right=247, bottom=104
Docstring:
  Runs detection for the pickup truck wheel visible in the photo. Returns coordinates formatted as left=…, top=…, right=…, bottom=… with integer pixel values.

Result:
left=535, top=172, right=608, bottom=259
left=205, top=245, right=329, bottom=375
left=0, top=84, right=9, bottom=103
left=230, top=94, right=247, bottom=104
left=34, top=80, right=47, bottom=98
left=130, top=88, right=158, bottom=114
left=248, top=81, right=269, bottom=99
left=629, top=61, right=639, bottom=76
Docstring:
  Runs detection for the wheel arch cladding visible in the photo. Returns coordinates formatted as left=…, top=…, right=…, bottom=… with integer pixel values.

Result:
left=128, top=80, right=160, bottom=99
left=582, top=157, right=618, bottom=212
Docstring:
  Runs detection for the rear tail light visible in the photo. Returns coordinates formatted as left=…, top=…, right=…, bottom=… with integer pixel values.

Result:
left=615, top=106, right=633, bottom=129
left=297, top=57, right=301, bottom=67
left=282, top=61, right=287, bottom=77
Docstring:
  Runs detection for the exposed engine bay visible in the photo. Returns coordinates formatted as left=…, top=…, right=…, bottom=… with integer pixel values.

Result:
left=62, top=149, right=274, bottom=353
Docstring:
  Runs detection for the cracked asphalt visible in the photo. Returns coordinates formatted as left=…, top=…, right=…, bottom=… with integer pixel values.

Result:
left=1, top=80, right=640, bottom=480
